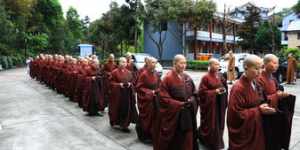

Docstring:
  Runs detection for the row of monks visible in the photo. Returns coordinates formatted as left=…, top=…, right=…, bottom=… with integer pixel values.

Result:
left=29, top=53, right=296, bottom=150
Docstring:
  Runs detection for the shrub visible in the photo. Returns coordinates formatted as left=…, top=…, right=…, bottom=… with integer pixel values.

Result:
left=1, top=56, right=8, bottom=69
left=7, top=56, right=13, bottom=69
left=187, top=60, right=209, bottom=70
left=283, top=47, right=300, bottom=60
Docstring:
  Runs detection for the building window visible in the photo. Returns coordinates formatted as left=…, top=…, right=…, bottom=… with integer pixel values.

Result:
left=298, top=33, right=300, bottom=40
left=284, top=32, right=288, bottom=41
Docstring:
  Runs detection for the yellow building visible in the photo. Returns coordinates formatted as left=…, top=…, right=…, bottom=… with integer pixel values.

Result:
left=287, top=20, right=300, bottom=49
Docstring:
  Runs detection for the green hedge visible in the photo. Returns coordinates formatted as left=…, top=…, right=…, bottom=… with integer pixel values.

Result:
left=0, top=55, right=25, bottom=70
left=187, top=60, right=209, bottom=70
left=0, top=56, right=8, bottom=69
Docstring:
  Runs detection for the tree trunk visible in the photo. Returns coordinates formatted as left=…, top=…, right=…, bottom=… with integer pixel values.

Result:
left=193, top=27, right=197, bottom=60
left=134, top=25, right=138, bottom=53
left=182, top=23, right=187, bottom=57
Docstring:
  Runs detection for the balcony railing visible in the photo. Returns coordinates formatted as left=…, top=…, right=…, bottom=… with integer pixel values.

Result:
left=186, top=30, right=241, bottom=43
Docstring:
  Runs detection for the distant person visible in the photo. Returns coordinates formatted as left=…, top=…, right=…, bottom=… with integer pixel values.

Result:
left=198, top=58, right=227, bottom=150
left=125, top=52, right=138, bottom=82
left=227, top=50, right=235, bottom=84
left=26, top=57, right=33, bottom=74
left=286, top=53, right=297, bottom=84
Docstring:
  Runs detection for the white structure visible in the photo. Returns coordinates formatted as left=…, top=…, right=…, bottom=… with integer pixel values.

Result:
left=78, top=44, right=94, bottom=58
left=286, top=20, right=300, bottom=48
left=229, top=2, right=271, bottom=21
left=281, top=13, right=300, bottom=46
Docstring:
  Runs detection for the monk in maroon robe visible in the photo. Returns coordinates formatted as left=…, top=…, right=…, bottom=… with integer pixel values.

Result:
left=198, top=58, right=227, bottom=150
left=227, top=55, right=276, bottom=150
left=157, top=55, right=198, bottom=150
left=126, top=53, right=138, bottom=82
left=103, top=54, right=117, bottom=107
left=77, top=59, right=89, bottom=108
left=109, top=57, right=138, bottom=132
left=257, top=54, right=294, bottom=150
left=134, top=56, right=149, bottom=86
left=82, top=59, right=103, bottom=116
left=135, top=57, right=160, bottom=143
left=103, top=54, right=117, bottom=73
left=68, top=58, right=79, bottom=101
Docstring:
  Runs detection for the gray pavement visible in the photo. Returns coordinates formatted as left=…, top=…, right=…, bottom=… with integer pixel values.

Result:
left=0, top=68, right=299, bottom=150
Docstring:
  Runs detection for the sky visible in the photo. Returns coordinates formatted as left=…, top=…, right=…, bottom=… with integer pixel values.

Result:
left=59, top=0, right=299, bottom=21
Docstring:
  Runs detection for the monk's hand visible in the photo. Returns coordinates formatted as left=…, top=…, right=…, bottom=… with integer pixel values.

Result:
left=184, top=101, right=192, bottom=108
left=152, top=90, right=156, bottom=95
left=259, top=103, right=276, bottom=115
left=120, top=83, right=124, bottom=88
left=92, top=76, right=96, bottom=80
left=215, top=88, right=224, bottom=94
left=277, top=91, right=289, bottom=98
left=127, top=82, right=131, bottom=87
left=215, top=88, right=221, bottom=94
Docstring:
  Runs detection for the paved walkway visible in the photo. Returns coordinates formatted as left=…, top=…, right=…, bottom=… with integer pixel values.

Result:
left=0, top=68, right=150, bottom=150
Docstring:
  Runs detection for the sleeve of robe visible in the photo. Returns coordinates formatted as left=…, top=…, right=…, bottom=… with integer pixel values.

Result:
left=158, top=75, right=185, bottom=143
left=136, top=73, right=155, bottom=101
left=227, top=86, right=265, bottom=149
left=110, top=71, right=120, bottom=87
left=159, top=76, right=184, bottom=112
left=199, top=76, right=218, bottom=105
left=256, top=76, right=279, bottom=108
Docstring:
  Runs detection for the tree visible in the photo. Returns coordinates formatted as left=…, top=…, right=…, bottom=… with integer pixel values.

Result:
left=173, top=0, right=216, bottom=59
left=88, top=3, right=121, bottom=56
left=26, top=33, right=49, bottom=53
left=293, top=0, right=300, bottom=14
left=66, top=7, right=83, bottom=40
left=255, top=22, right=281, bottom=52
left=144, top=0, right=176, bottom=60
left=27, top=0, right=66, bottom=53
left=126, top=0, right=144, bottom=52
left=0, top=0, right=17, bottom=55
left=88, top=1, right=142, bottom=57
left=65, top=7, right=85, bottom=53
left=190, top=0, right=216, bottom=59
left=237, top=5, right=261, bottom=53
left=81, top=16, right=90, bottom=42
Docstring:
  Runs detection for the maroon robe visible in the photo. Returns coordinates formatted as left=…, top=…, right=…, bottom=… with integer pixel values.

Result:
left=126, top=62, right=138, bottom=83
left=157, top=70, right=198, bottom=150
left=109, top=67, right=138, bottom=128
left=134, top=65, right=147, bottom=86
left=81, top=64, right=95, bottom=113
left=69, top=63, right=79, bottom=101
left=103, top=61, right=117, bottom=105
left=104, top=61, right=117, bottom=73
left=76, top=64, right=88, bottom=108
left=227, top=75, right=265, bottom=150
left=198, top=71, right=227, bottom=149
left=135, top=68, right=160, bottom=142
left=257, top=71, right=279, bottom=108
left=257, top=71, right=296, bottom=150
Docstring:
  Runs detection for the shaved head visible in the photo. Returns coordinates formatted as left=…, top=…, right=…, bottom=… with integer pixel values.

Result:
left=208, top=58, right=219, bottom=66
left=243, top=54, right=262, bottom=70
left=173, top=54, right=186, bottom=65
left=173, top=54, right=186, bottom=73
left=263, top=54, right=278, bottom=65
